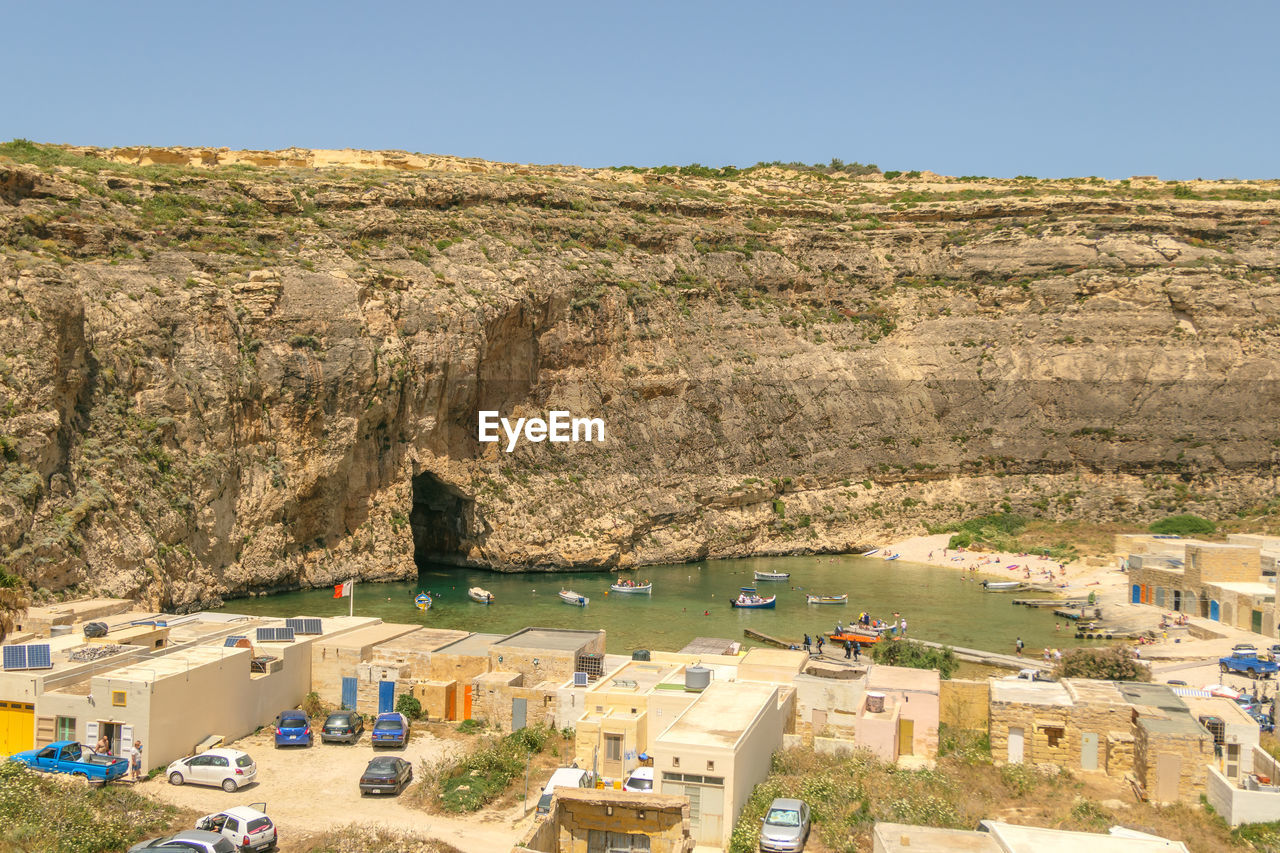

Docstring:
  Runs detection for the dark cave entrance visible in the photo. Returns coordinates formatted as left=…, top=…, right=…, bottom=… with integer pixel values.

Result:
left=410, top=471, right=473, bottom=567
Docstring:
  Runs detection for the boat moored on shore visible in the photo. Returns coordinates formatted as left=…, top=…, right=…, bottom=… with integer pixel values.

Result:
left=468, top=587, right=494, bottom=604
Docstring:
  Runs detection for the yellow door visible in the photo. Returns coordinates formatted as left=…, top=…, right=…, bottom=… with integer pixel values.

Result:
left=0, top=701, right=35, bottom=756
left=898, top=717, right=914, bottom=757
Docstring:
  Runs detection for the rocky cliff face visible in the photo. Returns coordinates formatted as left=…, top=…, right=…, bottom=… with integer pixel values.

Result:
left=2, top=142, right=1279, bottom=608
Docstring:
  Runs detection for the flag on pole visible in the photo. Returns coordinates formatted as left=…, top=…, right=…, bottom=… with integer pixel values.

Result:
left=334, top=580, right=353, bottom=599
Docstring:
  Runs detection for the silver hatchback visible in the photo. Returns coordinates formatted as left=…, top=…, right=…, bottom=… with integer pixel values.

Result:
left=759, top=797, right=810, bottom=853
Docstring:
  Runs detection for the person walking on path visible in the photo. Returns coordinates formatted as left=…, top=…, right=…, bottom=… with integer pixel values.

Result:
left=816, top=635, right=825, bottom=656
left=129, top=739, right=143, bottom=782
left=803, top=634, right=812, bottom=653
left=844, top=639, right=853, bottom=659
left=853, top=640, right=861, bottom=661
left=1015, top=637, right=1024, bottom=657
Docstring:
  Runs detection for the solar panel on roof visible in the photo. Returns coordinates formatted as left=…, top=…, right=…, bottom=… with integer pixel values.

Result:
left=224, top=635, right=247, bottom=647
left=573, top=671, right=588, bottom=687
left=25, top=644, right=52, bottom=669
left=286, top=617, right=321, bottom=635
left=2, top=645, right=27, bottom=671
left=255, top=627, right=275, bottom=642
left=276, top=627, right=295, bottom=641
left=255, top=627, right=296, bottom=642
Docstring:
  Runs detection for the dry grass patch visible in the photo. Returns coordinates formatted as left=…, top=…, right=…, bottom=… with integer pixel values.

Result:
left=296, top=826, right=464, bottom=853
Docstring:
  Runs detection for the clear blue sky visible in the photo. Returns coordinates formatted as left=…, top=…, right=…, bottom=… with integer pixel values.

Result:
left=6, top=1, right=1277, bottom=178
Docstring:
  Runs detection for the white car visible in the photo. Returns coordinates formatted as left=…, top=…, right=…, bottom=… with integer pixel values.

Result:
left=623, top=766, right=653, bottom=792
left=167, top=748, right=258, bottom=792
left=196, top=805, right=277, bottom=852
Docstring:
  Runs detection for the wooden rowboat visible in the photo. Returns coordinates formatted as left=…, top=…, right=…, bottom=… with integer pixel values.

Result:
left=806, top=594, right=848, bottom=605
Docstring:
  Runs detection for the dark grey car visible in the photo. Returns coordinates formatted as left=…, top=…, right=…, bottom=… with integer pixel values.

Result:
left=759, top=797, right=810, bottom=853
left=321, top=711, right=364, bottom=744
left=127, top=829, right=236, bottom=853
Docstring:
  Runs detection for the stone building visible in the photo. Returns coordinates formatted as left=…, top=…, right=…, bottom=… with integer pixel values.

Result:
left=514, top=788, right=693, bottom=853
left=989, top=678, right=1214, bottom=804
left=1121, top=536, right=1276, bottom=633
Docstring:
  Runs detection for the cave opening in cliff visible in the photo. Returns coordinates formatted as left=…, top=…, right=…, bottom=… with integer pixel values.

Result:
left=410, top=471, right=473, bottom=567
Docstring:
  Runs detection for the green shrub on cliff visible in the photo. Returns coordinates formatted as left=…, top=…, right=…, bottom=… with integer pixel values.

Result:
left=1149, top=514, right=1216, bottom=536
left=1054, top=645, right=1150, bottom=682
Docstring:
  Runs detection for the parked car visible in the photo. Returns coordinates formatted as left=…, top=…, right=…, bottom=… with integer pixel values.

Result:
left=1166, top=679, right=1188, bottom=686
left=622, top=766, right=653, bottom=792
left=195, top=805, right=277, bottom=852
left=359, top=756, right=413, bottom=795
left=167, top=748, right=257, bottom=792
left=321, top=710, right=364, bottom=744
left=1220, top=651, right=1280, bottom=679
left=536, top=767, right=594, bottom=815
left=273, top=710, right=312, bottom=748
left=9, top=740, right=130, bottom=783
left=127, top=829, right=236, bottom=853
left=759, top=797, right=811, bottom=853
left=370, top=712, right=410, bottom=748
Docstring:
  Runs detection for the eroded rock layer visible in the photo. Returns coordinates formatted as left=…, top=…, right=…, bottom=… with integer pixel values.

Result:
left=2, top=143, right=1279, bottom=607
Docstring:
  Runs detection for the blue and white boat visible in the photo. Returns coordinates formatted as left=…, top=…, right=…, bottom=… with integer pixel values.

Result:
left=730, top=587, right=776, bottom=609
left=559, top=589, right=589, bottom=607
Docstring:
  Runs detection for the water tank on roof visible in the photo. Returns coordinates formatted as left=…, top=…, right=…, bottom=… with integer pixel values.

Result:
left=632, top=649, right=651, bottom=661
left=685, top=665, right=711, bottom=691
left=50, top=625, right=73, bottom=637
left=866, top=691, right=886, bottom=714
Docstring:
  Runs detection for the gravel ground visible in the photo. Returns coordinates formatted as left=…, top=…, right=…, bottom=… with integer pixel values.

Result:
left=137, top=723, right=532, bottom=853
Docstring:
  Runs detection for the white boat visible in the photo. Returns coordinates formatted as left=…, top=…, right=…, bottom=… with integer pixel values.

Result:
left=861, top=549, right=880, bottom=557
left=609, top=580, right=652, bottom=594
left=806, top=594, right=848, bottom=605
left=982, top=580, right=1022, bottom=591
left=754, top=570, right=791, bottom=581
left=468, top=587, right=494, bottom=604
left=559, top=589, right=589, bottom=607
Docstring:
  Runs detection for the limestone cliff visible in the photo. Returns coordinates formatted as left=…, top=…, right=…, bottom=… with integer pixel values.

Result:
left=2, top=141, right=1279, bottom=608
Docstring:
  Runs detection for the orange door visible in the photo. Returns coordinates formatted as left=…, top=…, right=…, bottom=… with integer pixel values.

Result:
left=463, top=685, right=473, bottom=720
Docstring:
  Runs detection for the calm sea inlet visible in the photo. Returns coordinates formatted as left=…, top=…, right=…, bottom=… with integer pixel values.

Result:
left=215, top=554, right=1099, bottom=657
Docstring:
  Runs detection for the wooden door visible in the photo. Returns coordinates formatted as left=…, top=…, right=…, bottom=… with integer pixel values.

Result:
left=898, top=718, right=914, bottom=756
left=1081, top=732, right=1098, bottom=771
left=1156, top=753, right=1180, bottom=802
left=1008, top=727, right=1024, bottom=764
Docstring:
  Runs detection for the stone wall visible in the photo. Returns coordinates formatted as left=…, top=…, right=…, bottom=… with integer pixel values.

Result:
left=940, top=679, right=989, bottom=732
left=1188, top=544, right=1260, bottom=585
left=1106, top=732, right=1134, bottom=776
left=473, top=674, right=561, bottom=733
left=411, top=680, right=455, bottom=721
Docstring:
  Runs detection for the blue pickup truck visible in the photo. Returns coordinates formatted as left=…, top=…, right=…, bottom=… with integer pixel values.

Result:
left=1219, top=650, right=1280, bottom=679
left=9, top=740, right=130, bottom=782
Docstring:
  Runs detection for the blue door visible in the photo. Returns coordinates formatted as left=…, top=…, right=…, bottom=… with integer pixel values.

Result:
left=1131, top=585, right=1141, bottom=604
left=1210, top=600, right=1220, bottom=621
left=341, top=677, right=357, bottom=710
left=378, top=680, right=396, bottom=714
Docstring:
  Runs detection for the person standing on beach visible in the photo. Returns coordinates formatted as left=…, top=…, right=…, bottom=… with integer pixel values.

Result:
left=803, top=634, right=811, bottom=652
left=900, top=618, right=907, bottom=637
left=1015, top=637, right=1024, bottom=657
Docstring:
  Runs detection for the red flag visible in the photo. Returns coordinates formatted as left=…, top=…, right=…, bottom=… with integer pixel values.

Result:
left=333, top=580, right=352, bottom=598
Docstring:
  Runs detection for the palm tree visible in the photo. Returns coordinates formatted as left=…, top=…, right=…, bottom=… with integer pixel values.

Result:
left=0, top=572, right=30, bottom=642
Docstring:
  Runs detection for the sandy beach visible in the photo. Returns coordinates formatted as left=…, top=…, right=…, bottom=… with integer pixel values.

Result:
left=878, top=533, right=1118, bottom=588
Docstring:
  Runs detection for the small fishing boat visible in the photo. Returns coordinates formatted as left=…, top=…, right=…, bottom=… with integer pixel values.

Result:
left=828, top=629, right=881, bottom=645
left=609, top=580, right=652, bottom=594
left=467, top=587, right=494, bottom=604
left=754, top=570, right=791, bottom=581
left=982, top=580, right=1022, bottom=591
left=730, top=587, right=777, bottom=609
left=861, top=548, right=880, bottom=557
left=414, top=592, right=432, bottom=611
left=806, top=594, right=848, bottom=605
left=559, top=589, right=589, bottom=607
left=884, top=553, right=901, bottom=561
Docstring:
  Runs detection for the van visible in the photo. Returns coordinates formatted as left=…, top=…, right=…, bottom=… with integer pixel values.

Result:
left=536, top=767, right=593, bottom=815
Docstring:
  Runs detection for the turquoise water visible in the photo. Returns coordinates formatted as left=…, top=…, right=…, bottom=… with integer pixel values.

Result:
left=215, top=554, right=1097, bottom=657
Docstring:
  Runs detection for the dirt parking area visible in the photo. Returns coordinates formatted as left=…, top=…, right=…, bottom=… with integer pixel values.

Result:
left=138, top=724, right=533, bottom=853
